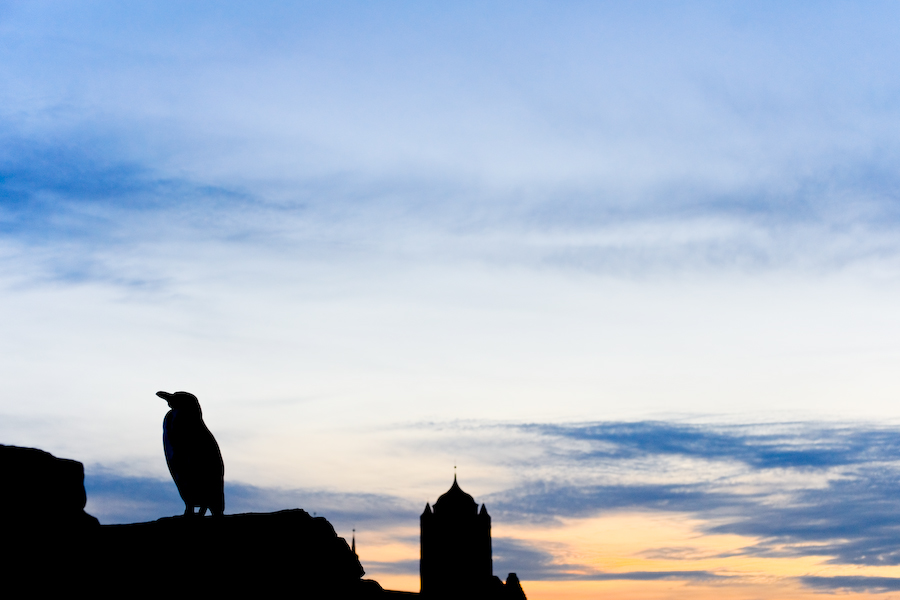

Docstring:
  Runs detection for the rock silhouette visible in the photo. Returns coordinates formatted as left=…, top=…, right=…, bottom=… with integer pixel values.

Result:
left=1, top=445, right=100, bottom=597
left=157, top=390, right=225, bottom=516
left=100, top=509, right=383, bottom=597
left=0, top=445, right=384, bottom=598
left=0, top=444, right=99, bottom=529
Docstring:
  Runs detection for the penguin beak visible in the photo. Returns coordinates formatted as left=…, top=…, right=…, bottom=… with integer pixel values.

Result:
left=156, top=391, right=175, bottom=407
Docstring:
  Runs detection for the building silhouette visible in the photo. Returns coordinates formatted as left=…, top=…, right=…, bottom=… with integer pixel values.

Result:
left=420, top=475, right=526, bottom=599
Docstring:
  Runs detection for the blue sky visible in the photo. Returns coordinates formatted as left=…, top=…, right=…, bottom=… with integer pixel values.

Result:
left=4, top=2, right=900, bottom=595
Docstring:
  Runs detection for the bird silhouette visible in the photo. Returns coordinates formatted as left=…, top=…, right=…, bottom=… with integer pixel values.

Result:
left=157, top=391, right=224, bottom=517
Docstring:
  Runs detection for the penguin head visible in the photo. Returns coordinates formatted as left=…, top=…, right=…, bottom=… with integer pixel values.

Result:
left=156, top=391, right=202, bottom=415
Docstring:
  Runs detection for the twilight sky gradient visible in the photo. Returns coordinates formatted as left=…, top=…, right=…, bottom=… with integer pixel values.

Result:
left=4, top=2, right=900, bottom=597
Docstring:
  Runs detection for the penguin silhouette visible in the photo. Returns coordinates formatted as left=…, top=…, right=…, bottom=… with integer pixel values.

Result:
left=156, top=391, right=224, bottom=517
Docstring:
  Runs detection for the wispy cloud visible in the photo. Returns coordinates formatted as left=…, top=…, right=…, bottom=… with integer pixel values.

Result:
left=6, top=2, right=900, bottom=285
left=5, top=132, right=900, bottom=293
left=85, top=469, right=420, bottom=529
left=520, top=421, right=900, bottom=469
left=799, top=576, right=900, bottom=593
left=481, top=421, right=900, bottom=581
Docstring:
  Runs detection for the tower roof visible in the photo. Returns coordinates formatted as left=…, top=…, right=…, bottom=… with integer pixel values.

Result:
left=433, top=474, right=478, bottom=514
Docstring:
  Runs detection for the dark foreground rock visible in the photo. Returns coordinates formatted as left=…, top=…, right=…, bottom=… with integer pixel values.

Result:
left=1, top=445, right=383, bottom=598
left=1, top=444, right=101, bottom=596
left=0, top=443, right=99, bottom=528
left=97, top=509, right=384, bottom=598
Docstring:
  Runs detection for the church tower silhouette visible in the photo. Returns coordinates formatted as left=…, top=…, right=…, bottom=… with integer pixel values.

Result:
left=420, top=475, right=526, bottom=599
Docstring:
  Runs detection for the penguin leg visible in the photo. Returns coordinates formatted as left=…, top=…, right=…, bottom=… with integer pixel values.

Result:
left=197, top=506, right=209, bottom=517
left=184, top=504, right=194, bottom=517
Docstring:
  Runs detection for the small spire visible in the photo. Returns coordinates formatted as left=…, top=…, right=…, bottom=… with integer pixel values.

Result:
left=352, top=528, right=356, bottom=556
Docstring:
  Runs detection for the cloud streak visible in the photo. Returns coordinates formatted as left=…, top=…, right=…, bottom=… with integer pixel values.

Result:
left=85, top=469, right=420, bottom=529
left=475, top=421, right=900, bottom=584
left=799, top=576, right=900, bottom=593
left=4, top=131, right=900, bottom=295
left=5, top=2, right=900, bottom=285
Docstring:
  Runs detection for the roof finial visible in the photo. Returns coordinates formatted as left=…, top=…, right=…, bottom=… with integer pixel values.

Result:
left=454, top=464, right=457, bottom=482
left=352, top=528, right=357, bottom=556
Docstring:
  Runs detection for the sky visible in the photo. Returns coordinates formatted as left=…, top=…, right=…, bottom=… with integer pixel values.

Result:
left=3, top=1, right=900, bottom=597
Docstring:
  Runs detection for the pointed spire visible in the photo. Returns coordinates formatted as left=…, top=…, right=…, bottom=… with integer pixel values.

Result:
left=352, top=528, right=356, bottom=556
left=450, top=466, right=461, bottom=491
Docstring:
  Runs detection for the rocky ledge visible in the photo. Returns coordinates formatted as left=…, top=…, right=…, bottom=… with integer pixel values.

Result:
left=98, top=509, right=384, bottom=597
left=1, top=444, right=382, bottom=598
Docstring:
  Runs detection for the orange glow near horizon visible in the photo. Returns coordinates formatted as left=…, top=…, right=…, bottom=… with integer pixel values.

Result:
left=359, top=511, right=900, bottom=598
left=519, top=580, right=900, bottom=600
left=354, top=524, right=419, bottom=593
